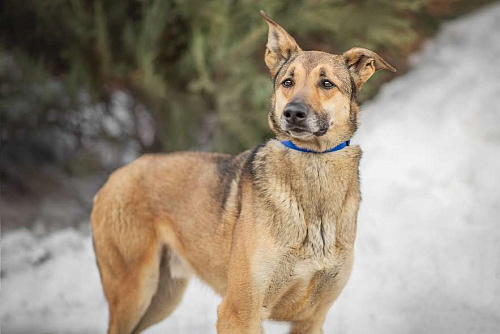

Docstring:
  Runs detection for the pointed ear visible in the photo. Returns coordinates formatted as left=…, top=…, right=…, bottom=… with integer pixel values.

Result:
left=343, top=47, right=396, bottom=89
left=260, top=10, right=301, bottom=77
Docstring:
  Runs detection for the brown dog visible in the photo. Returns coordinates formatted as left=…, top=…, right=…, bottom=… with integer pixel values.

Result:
left=91, top=11, right=395, bottom=334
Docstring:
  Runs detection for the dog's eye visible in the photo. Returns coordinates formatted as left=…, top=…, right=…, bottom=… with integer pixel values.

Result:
left=321, top=80, right=335, bottom=89
left=282, top=79, right=294, bottom=88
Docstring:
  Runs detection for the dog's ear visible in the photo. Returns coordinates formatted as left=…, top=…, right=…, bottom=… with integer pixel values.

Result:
left=260, top=10, right=301, bottom=78
left=343, top=47, right=396, bottom=89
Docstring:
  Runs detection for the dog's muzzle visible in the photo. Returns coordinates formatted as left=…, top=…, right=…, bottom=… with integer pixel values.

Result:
left=281, top=102, right=329, bottom=138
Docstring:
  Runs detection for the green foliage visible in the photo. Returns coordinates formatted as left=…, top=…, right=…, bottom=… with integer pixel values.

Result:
left=1, top=0, right=494, bottom=161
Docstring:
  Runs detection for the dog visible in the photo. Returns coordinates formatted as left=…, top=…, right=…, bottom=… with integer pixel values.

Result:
left=91, top=11, right=395, bottom=334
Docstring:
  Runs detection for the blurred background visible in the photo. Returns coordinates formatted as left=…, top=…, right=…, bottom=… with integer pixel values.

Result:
left=0, top=0, right=494, bottom=233
left=1, top=1, right=500, bottom=333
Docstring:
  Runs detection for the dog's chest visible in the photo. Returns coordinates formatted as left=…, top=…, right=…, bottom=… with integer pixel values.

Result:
left=257, top=150, right=355, bottom=256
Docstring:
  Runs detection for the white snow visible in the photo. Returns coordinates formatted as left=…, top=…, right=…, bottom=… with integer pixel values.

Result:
left=2, top=3, right=500, bottom=333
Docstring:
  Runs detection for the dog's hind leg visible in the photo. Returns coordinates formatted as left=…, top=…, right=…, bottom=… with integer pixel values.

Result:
left=93, top=208, right=165, bottom=333
left=131, top=246, right=192, bottom=333
left=96, top=237, right=163, bottom=334
left=95, top=225, right=191, bottom=334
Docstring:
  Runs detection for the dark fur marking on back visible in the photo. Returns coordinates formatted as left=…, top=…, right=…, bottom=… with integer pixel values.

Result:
left=242, top=143, right=266, bottom=180
left=235, top=184, right=243, bottom=220
left=213, top=147, right=263, bottom=220
left=213, top=155, right=240, bottom=214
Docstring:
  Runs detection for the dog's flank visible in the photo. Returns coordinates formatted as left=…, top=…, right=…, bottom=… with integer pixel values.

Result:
left=91, top=10, right=394, bottom=334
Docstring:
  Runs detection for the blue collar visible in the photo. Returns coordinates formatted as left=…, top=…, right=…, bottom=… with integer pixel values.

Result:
left=281, top=140, right=350, bottom=153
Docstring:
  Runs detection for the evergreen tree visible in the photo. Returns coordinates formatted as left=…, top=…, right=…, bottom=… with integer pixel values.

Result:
left=1, top=0, right=493, bottom=176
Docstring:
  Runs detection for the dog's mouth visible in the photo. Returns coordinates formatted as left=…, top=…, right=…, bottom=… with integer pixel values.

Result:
left=286, top=126, right=329, bottom=138
left=314, top=128, right=328, bottom=136
left=286, top=127, right=313, bottom=139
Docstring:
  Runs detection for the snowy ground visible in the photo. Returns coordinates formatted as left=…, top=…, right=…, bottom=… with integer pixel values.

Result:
left=2, top=3, right=500, bottom=333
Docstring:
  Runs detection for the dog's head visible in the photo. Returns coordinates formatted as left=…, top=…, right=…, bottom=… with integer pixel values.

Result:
left=261, top=11, right=396, bottom=151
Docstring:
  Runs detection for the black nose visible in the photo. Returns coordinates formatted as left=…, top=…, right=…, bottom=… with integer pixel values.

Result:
left=283, top=102, right=308, bottom=125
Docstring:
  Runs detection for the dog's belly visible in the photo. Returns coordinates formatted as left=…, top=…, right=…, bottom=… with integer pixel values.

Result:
left=263, top=251, right=353, bottom=322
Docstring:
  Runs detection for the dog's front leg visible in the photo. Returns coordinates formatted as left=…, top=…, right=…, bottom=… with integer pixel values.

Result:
left=217, top=290, right=262, bottom=334
left=217, top=217, right=265, bottom=333
left=217, top=259, right=264, bottom=333
left=217, top=272, right=264, bottom=334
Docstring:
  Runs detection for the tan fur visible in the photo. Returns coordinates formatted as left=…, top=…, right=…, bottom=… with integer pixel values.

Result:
left=91, top=11, right=395, bottom=334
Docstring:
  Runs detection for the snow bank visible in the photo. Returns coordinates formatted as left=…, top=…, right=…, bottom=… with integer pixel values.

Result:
left=2, top=3, right=500, bottom=333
